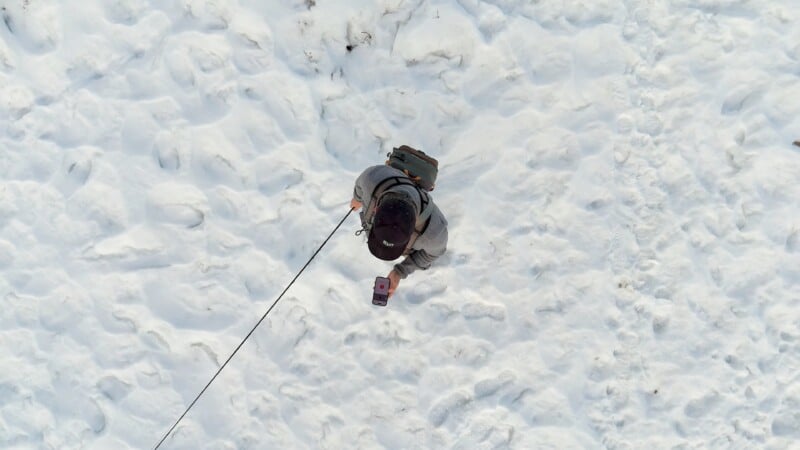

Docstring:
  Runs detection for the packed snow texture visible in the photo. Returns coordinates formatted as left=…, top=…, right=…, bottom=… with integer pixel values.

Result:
left=1, top=0, right=799, bottom=449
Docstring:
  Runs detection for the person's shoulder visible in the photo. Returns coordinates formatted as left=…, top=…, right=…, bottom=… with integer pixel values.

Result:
left=358, top=165, right=386, bottom=181
left=363, top=164, right=406, bottom=180
left=372, top=164, right=405, bottom=175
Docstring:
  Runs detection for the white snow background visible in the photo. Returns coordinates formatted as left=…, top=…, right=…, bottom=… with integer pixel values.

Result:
left=1, top=0, right=799, bottom=448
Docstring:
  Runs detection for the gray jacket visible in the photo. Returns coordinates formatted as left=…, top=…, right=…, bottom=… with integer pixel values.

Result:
left=353, top=165, right=448, bottom=279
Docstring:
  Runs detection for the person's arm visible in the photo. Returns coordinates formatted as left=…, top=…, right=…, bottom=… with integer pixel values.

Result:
left=393, top=249, right=441, bottom=279
left=392, top=226, right=448, bottom=280
left=388, top=237, right=446, bottom=296
left=352, top=168, right=371, bottom=205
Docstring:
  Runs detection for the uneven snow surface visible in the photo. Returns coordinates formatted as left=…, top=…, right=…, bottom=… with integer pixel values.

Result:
left=1, top=0, right=799, bottom=449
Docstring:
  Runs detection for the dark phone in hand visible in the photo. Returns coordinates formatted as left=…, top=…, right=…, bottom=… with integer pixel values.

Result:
left=372, top=276, right=390, bottom=306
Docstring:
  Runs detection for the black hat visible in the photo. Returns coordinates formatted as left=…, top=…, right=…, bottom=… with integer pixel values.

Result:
left=368, top=197, right=416, bottom=261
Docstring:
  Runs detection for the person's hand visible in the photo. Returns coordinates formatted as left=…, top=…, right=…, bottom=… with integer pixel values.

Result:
left=387, top=269, right=401, bottom=297
left=350, top=198, right=363, bottom=211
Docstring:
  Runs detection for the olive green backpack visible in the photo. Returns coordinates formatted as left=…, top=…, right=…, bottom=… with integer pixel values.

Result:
left=385, top=145, right=438, bottom=191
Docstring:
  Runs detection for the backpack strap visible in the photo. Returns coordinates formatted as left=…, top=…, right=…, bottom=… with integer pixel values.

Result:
left=404, top=190, right=433, bottom=254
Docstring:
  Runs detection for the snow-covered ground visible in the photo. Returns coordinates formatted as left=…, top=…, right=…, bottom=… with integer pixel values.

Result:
left=1, top=0, right=799, bottom=448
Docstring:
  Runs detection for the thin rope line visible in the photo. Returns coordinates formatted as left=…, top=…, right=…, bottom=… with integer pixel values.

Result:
left=154, top=208, right=355, bottom=449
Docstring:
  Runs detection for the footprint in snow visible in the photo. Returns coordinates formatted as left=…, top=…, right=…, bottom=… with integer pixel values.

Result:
left=772, top=412, right=800, bottom=437
left=786, top=229, right=799, bottom=252
left=2, top=2, right=61, bottom=54
left=429, top=391, right=472, bottom=427
left=461, top=301, right=506, bottom=321
left=54, top=153, right=93, bottom=197
left=406, top=278, right=447, bottom=304
left=153, top=132, right=182, bottom=171
left=146, top=183, right=208, bottom=228
left=684, top=391, right=720, bottom=418
left=97, top=375, right=132, bottom=402
left=474, top=371, right=516, bottom=399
